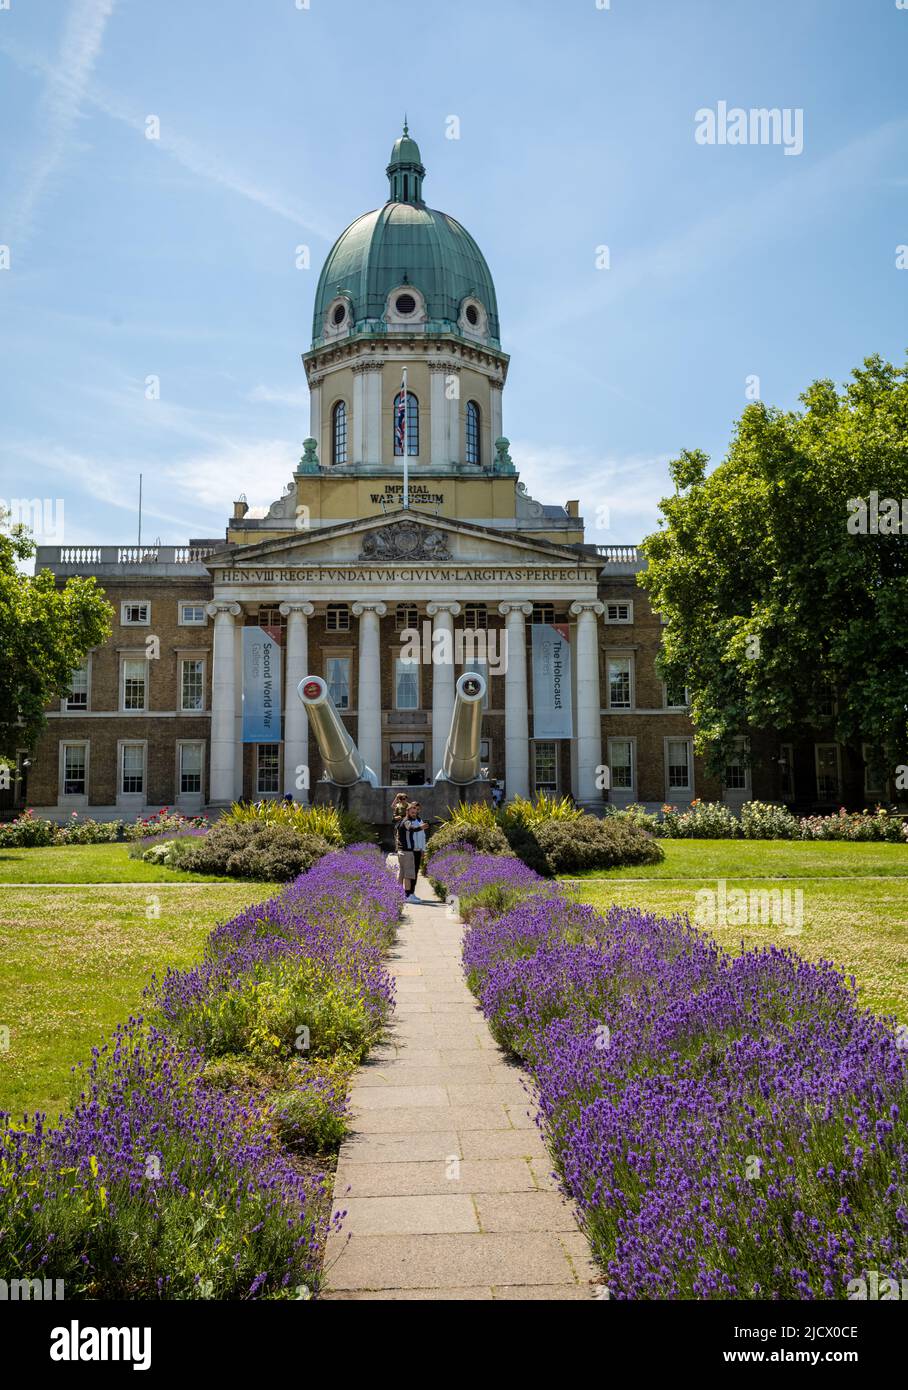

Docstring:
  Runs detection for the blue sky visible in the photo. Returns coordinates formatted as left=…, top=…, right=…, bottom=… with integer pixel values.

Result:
left=1, top=0, right=905, bottom=549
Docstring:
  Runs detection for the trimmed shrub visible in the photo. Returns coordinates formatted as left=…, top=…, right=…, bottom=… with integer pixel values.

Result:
left=425, top=819, right=514, bottom=861
left=533, top=815, right=663, bottom=874
left=180, top=821, right=332, bottom=880
left=659, top=800, right=741, bottom=838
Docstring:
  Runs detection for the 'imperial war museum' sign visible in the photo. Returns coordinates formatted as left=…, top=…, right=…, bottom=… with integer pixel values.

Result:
left=531, top=622, right=573, bottom=739
left=242, top=627, right=282, bottom=742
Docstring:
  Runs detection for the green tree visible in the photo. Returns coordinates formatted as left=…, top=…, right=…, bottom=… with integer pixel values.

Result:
left=640, top=355, right=908, bottom=778
left=0, top=513, right=112, bottom=763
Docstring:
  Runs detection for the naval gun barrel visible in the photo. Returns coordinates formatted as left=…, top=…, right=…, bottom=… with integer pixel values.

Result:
left=436, top=671, right=487, bottom=785
left=297, top=676, right=378, bottom=787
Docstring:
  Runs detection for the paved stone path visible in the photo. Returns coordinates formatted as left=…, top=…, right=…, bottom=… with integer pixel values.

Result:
left=323, top=875, right=597, bottom=1300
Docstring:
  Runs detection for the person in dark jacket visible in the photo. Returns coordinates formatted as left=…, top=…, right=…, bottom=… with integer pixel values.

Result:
left=395, top=802, right=427, bottom=901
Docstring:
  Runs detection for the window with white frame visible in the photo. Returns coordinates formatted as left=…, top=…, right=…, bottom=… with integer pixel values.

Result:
left=394, top=657, right=419, bottom=711
left=395, top=604, right=419, bottom=631
left=664, top=680, right=689, bottom=709
left=607, top=656, right=632, bottom=709
left=816, top=687, right=836, bottom=720
left=462, top=603, right=487, bottom=630
left=480, top=738, right=491, bottom=764
left=179, top=602, right=207, bottom=626
left=256, top=743, right=281, bottom=795
left=257, top=606, right=286, bottom=632
left=180, top=658, right=205, bottom=712
left=326, top=604, right=350, bottom=632
left=531, top=603, right=554, bottom=625
left=62, top=742, right=87, bottom=796
left=666, top=738, right=693, bottom=793
left=65, top=664, right=89, bottom=711
left=605, top=601, right=633, bottom=624
left=723, top=740, right=748, bottom=791
left=863, top=743, right=884, bottom=797
left=121, top=657, right=147, bottom=711
left=179, top=742, right=203, bottom=795
left=608, top=737, right=634, bottom=791
left=533, top=742, right=558, bottom=792
left=121, top=601, right=150, bottom=625
left=779, top=742, right=795, bottom=800
left=325, top=655, right=351, bottom=710
left=120, top=742, right=145, bottom=795
left=815, top=743, right=840, bottom=800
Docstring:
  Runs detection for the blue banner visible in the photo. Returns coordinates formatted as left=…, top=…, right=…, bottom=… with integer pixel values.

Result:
left=242, top=627, right=282, bottom=743
left=531, top=622, right=573, bottom=739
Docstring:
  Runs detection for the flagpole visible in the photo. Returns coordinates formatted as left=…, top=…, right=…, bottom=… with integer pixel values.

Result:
left=402, top=367, right=409, bottom=509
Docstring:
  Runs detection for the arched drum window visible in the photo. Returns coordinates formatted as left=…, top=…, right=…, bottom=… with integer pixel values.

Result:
left=393, top=390, right=419, bottom=457
left=465, top=400, right=481, bottom=465
left=332, top=400, right=348, bottom=465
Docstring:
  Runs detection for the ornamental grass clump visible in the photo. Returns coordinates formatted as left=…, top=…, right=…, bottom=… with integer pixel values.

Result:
left=0, top=847, right=404, bottom=1299
left=431, top=850, right=908, bottom=1301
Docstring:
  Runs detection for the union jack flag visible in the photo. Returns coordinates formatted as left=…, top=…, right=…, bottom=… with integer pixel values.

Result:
left=395, top=387, right=407, bottom=454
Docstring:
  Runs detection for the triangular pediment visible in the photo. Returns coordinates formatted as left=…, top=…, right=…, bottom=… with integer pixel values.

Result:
left=206, top=509, right=590, bottom=571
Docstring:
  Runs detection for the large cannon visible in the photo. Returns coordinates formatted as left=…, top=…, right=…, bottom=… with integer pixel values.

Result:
left=435, top=671, right=487, bottom=786
left=297, top=675, right=378, bottom=787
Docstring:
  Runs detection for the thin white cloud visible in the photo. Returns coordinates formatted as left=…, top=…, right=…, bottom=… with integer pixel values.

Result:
left=8, top=0, right=116, bottom=244
left=247, top=383, right=310, bottom=407
left=511, top=439, right=673, bottom=542
left=0, top=31, right=330, bottom=240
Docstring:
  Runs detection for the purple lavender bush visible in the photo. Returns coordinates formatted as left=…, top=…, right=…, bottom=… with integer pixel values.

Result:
left=433, top=847, right=908, bottom=1300
left=0, top=847, right=404, bottom=1299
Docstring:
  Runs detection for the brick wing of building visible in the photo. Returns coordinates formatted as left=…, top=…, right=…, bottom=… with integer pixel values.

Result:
left=19, top=128, right=860, bottom=821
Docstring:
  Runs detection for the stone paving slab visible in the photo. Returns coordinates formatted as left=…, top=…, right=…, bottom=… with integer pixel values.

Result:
left=323, top=876, right=595, bottom=1301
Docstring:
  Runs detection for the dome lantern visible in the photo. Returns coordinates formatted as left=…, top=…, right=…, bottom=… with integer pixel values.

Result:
left=386, top=118, right=426, bottom=205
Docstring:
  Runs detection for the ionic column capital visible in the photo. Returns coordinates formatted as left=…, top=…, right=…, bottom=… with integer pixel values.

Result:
left=279, top=601, right=315, bottom=618
left=351, top=600, right=387, bottom=617
left=427, top=601, right=461, bottom=617
left=206, top=601, right=242, bottom=618
left=570, top=600, right=605, bottom=617
left=498, top=601, right=533, bottom=617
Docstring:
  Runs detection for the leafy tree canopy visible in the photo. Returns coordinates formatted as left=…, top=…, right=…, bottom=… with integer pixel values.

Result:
left=0, top=515, right=112, bottom=762
left=640, top=355, right=908, bottom=777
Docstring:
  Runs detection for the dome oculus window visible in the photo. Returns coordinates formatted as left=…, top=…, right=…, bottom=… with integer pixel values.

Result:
left=332, top=304, right=347, bottom=326
left=394, top=292, right=417, bottom=316
left=465, top=304, right=479, bottom=326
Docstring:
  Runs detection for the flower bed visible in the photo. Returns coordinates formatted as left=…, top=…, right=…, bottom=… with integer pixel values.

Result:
left=611, top=800, right=908, bottom=842
left=0, top=807, right=209, bottom=848
left=431, top=844, right=908, bottom=1300
left=0, top=846, right=404, bottom=1299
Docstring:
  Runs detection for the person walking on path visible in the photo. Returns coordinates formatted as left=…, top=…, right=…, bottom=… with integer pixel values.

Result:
left=395, top=801, right=427, bottom=902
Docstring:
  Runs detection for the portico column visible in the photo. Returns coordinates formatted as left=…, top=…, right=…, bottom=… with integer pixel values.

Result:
left=427, top=601, right=461, bottom=776
left=280, top=601, right=315, bottom=801
left=498, top=602, right=533, bottom=800
left=570, top=600, right=605, bottom=806
left=352, top=601, right=387, bottom=778
left=206, top=601, right=241, bottom=805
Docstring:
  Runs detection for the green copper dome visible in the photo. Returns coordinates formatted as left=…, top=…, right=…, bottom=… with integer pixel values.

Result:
left=311, top=127, right=500, bottom=348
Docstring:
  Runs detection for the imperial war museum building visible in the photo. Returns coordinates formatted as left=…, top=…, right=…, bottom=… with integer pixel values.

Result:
left=20, top=129, right=842, bottom=822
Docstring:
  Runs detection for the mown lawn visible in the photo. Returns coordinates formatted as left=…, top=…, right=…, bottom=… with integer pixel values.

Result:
left=0, top=883, right=275, bottom=1119
left=573, top=841, right=908, bottom=1019
left=568, top=838, right=908, bottom=879
left=0, top=842, right=239, bottom=883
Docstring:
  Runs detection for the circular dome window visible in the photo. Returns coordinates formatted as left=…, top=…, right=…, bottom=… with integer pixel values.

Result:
left=465, top=304, right=479, bottom=326
left=395, top=293, right=417, bottom=316
left=332, top=304, right=347, bottom=326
